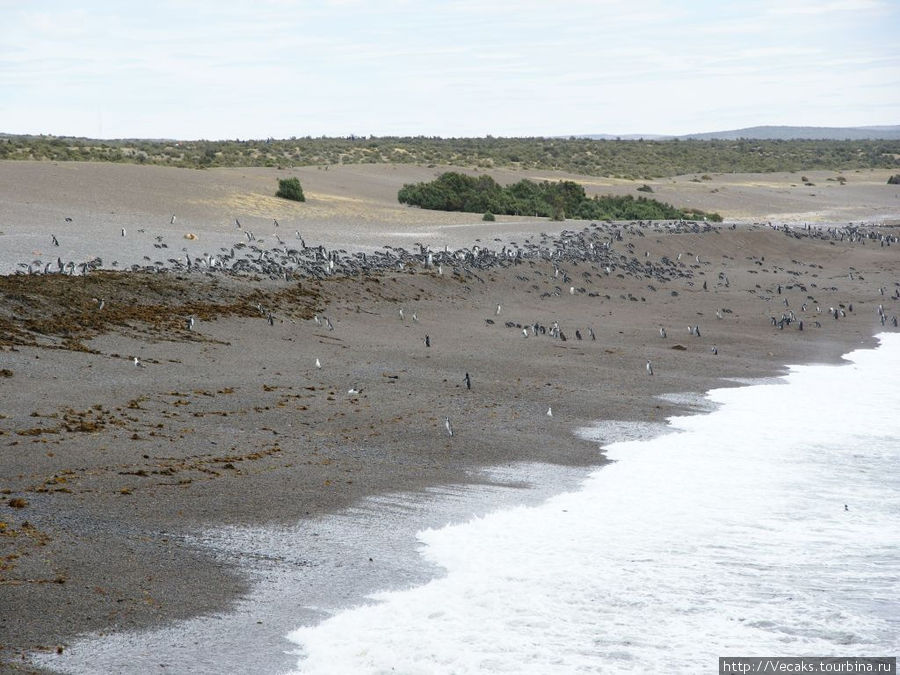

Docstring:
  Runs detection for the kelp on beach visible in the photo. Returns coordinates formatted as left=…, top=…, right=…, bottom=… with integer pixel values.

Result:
left=0, top=272, right=319, bottom=349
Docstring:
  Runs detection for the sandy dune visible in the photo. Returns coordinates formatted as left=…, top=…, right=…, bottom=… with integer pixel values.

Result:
left=1, top=161, right=898, bottom=276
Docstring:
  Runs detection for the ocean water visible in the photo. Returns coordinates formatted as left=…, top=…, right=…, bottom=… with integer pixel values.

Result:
left=288, top=334, right=900, bottom=673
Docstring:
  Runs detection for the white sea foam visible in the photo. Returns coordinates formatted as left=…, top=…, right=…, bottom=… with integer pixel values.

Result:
left=288, top=334, right=900, bottom=673
left=31, top=462, right=593, bottom=674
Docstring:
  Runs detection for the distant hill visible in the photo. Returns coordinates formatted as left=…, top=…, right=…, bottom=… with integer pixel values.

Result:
left=575, top=125, right=900, bottom=141
left=680, top=125, right=900, bottom=141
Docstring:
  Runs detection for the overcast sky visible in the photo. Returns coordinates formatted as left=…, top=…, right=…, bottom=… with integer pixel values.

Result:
left=1, top=0, right=897, bottom=140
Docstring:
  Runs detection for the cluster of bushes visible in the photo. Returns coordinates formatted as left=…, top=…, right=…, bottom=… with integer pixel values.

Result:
left=2, top=134, right=899, bottom=177
left=888, top=174, right=900, bottom=185
left=398, top=172, right=721, bottom=221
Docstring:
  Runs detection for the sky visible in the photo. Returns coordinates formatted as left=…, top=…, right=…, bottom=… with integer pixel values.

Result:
left=1, top=0, right=898, bottom=140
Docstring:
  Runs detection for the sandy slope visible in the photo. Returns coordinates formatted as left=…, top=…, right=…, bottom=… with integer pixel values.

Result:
left=1, top=161, right=898, bottom=276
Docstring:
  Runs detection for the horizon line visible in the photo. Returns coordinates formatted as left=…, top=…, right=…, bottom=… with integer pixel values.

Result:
left=3, top=122, right=900, bottom=144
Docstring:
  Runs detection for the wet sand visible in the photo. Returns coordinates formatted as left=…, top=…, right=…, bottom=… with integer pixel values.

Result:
left=1, top=160, right=898, bottom=672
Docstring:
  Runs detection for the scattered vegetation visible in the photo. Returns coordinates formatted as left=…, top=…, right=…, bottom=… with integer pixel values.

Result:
left=1, top=134, right=898, bottom=177
left=275, top=176, right=305, bottom=202
left=398, top=172, right=721, bottom=221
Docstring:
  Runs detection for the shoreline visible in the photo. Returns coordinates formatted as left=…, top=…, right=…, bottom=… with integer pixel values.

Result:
left=29, top=341, right=881, bottom=675
left=33, top=460, right=603, bottom=673
left=287, top=332, right=900, bottom=673
left=1, top=163, right=899, bottom=671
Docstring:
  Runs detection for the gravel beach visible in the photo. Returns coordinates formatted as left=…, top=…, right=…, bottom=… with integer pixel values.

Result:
left=1, top=161, right=898, bottom=672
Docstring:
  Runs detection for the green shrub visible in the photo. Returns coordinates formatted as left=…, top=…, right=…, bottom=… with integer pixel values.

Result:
left=276, top=177, right=305, bottom=202
left=888, top=174, right=900, bottom=185
left=5, top=135, right=900, bottom=177
left=636, top=184, right=654, bottom=193
left=483, top=211, right=495, bottom=221
left=398, top=172, right=721, bottom=221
